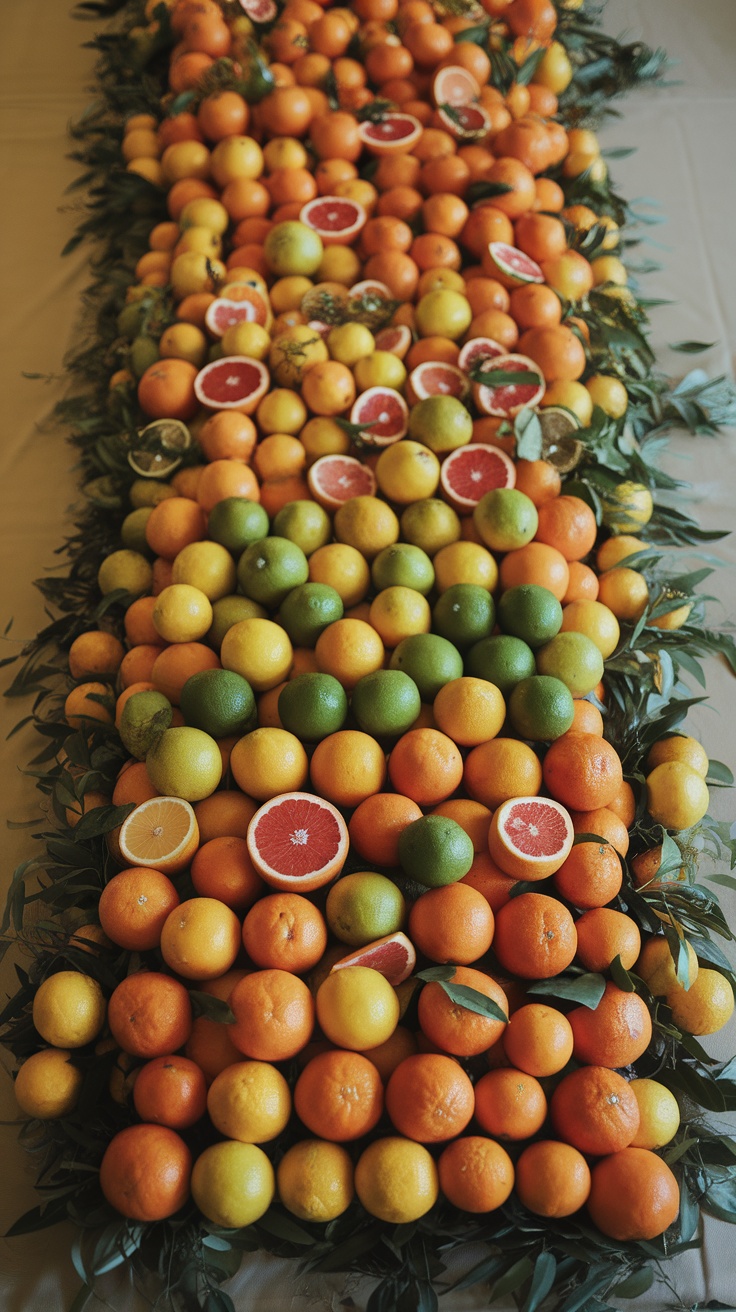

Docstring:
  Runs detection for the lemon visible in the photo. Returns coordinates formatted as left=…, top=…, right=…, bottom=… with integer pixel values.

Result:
left=398, top=814, right=474, bottom=887
left=369, top=587, right=432, bottom=647
left=355, top=1137, right=439, bottom=1222
left=264, top=221, right=324, bottom=277
left=308, top=543, right=371, bottom=607
left=637, top=937, right=699, bottom=996
left=229, top=726, right=308, bottom=800
left=221, top=321, right=271, bottom=360
left=326, top=872, right=406, bottom=947
left=256, top=387, right=308, bottom=436
left=333, top=496, right=400, bottom=561
left=207, top=1061, right=291, bottom=1143
left=146, top=725, right=223, bottom=801
left=316, top=966, right=400, bottom=1050
left=586, top=374, right=628, bottom=418
left=646, top=761, right=710, bottom=830
left=191, top=1140, right=275, bottom=1228
left=408, top=396, right=473, bottom=455
left=647, top=735, right=709, bottom=779
left=153, top=584, right=213, bottom=643
left=596, top=535, right=648, bottom=572
left=14, top=1048, right=84, bottom=1120
left=629, top=1079, right=680, bottom=1149
left=375, top=441, right=440, bottom=504
left=97, top=549, right=153, bottom=598
left=208, top=595, right=267, bottom=651
left=171, top=541, right=237, bottom=601
left=120, top=507, right=153, bottom=554
left=277, top=1139, right=354, bottom=1222
left=600, top=480, right=653, bottom=533
left=327, top=323, right=375, bottom=367
left=560, top=599, right=620, bottom=658
left=400, top=498, right=461, bottom=556
left=353, top=351, right=407, bottom=392
left=129, top=480, right=177, bottom=509
left=414, top=289, right=472, bottom=341
left=433, top=541, right=498, bottom=593
left=207, top=497, right=269, bottom=554
left=32, top=972, right=106, bottom=1049
left=667, top=968, right=735, bottom=1035
left=221, top=617, right=293, bottom=691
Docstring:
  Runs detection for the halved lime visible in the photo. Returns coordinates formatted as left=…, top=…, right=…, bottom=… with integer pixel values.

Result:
left=128, top=419, right=192, bottom=479
left=537, top=407, right=584, bottom=474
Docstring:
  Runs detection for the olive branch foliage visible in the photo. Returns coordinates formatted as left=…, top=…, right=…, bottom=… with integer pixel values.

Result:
left=2, top=0, right=736, bottom=1309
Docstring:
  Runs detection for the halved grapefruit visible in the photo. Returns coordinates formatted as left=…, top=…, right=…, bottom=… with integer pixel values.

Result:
left=239, top=0, right=277, bottom=21
left=457, top=337, right=505, bottom=373
left=299, top=196, right=367, bottom=246
left=488, top=796, right=574, bottom=881
left=374, top=324, right=412, bottom=359
left=431, top=65, right=480, bottom=108
left=119, top=796, right=199, bottom=876
left=358, top=113, right=423, bottom=156
left=307, top=454, right=377, bottom=510
left=350, top=387, right=409, bottom=445
left=194, top=356, right=270, bottom=414
left=406, top=361, right=469, bottom=405
left=220, top=280, right=271, bottom=323
left=485, top=242, right=544, bottom=289
left=473, top=354, right=546, bottom=418
left=331, top=932, right=416, bottom=987
left=204, top=296, right=267, bottom=338
left=307, top=318, right=332, bottom=338
left=440, top=443, right=517, bottom=512
left=129, top=418, right=191, bottom=479
left=437, top=102, right=491, bottom=141
left=247, top=791, right=349, bottom=891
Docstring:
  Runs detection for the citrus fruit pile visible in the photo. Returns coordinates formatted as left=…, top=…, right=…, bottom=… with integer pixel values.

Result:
left=4, top=0, right=736, bottom=1304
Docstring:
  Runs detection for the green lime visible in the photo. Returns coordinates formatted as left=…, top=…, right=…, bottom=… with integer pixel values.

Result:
left=129, top=335, right=159, bottom=379
left=120, top=507, right=153, bottom=556
left=351, top=669, right=421, bottom=739
left=146, top=726, right=222, bottom=802
left=278, top=582, right=344, bottom=648
left=389, top=633, right=464, bottom=702
left=465, top=634, right=536, bottom=693
left=400, top=499, right=461, bottom=557
left=507, top=675, right=575, bottom=742
left=208, top=595, right=267, bottom=651
left=398, top=815, right=474, bottom=888
left=408, top=395, right=473, bottom=455
left=180, top=668, right=256, bottom=739
left=497, top=584, right=563, bottom=649
left=473, top=488, right=539, bottom=553
left=117, top=302, right=144, bottom=340
left=237, top=536, right=309, bottom=608
left=278, top=673, right=348, bottom=742
left=119, top=690, right=172, bottom=760
left=325, top=872, right=406, bottom=947
left=371, top=543, right=435, bottom=596
left=535, top=631, right=604, bottom=698
left=272, top=500, right=332, bottom=556
left=97, top=550, right=153, bottom=599
left=432, top=584, right=495, bottom=649
left=207, top=498, right=269, bottom=554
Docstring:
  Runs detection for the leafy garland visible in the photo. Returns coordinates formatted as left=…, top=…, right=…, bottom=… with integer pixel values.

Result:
left=2, top=1, right=736, bottom=1310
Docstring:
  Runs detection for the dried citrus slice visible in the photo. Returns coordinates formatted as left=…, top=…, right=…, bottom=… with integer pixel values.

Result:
left=128, top=419, right=191, bottom=479
left=299, top=196, right=367, bottom=246
left=331, top=932, right=416, bottom=986
left=407, top=361, right=469, bottom=404
left=247, top=791, right=349, bottom=892
left=307, top=454, right=377, bottom=511
left=485, top=242, right=544, bottom=288
left=488, top=796, right=574, bottom=881
left=119, top=796, right=200, bottom=875
left=431, top=65, right=480, bottom=108
left=440, top=443, right=517, bottom=512
left=350, top=387, right=409, bottom=445
left=358, top=113, right=423, bottom=155
left=473, top=353, right=545, bottom=418
left=193, top=356, right=270, bottom=414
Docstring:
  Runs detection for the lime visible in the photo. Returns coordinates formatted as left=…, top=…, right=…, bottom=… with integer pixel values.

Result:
left=351, top=669, right=421, bottom=739
left=497, top=584, right=563, bottom=649
left=278, top=582, right=344, bottom=647
left=207, top=498, right=269, bottom=554
left=208, top=595, right=267, bottom=651
left=432, top=584, right=495, bottom=649
left=98, top=549, right=153, bottom=598
left=146, top=726, right=222, bottom=801
left=400, top=499, right=461, bottom=557
left=237, top=536, right=309, bottom=608
left=372, top=544, right=435, bottom=596
left=180, top=668, right=256, bottom=738
left=120, top=508, right=153, bottom=555
left=398, top=815, right=474, bottom=887
left=119, top=690, right=173, bottom=760
left=130, top=335, right=159, bottom=379
left=507, top=675, right=575, bottom=742
left=325, top=872, right=406, bottom=947
left=389, top=633, right=464, bottom=702
left=408, top=396, right=473, bottom=455
left=278, top=673, right=348, bottom=741
left=272, top=500, right=332, bottom=556
left=464, top=635, right=536, bottom=694
left=535, top=631, right=604, bottom=698
left=473, top=488, right=539, bottom=553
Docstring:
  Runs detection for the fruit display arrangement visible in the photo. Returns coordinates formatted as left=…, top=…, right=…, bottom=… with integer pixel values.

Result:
left=3, top=0, right=736, bottom=1308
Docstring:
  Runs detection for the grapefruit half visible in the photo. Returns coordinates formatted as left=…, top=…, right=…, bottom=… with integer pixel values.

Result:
left=299, top=196, right=367, bottom=246
left=473, top=353, right=545, bottom=418
left=307, top=454, right=377, bottom=510
left=194, top=356, right=270, bottom=414
left=440, top=443, right=517, bottom=512
left=350, top=387, right=409, bottom=445
left=407, top=361, right=469, bottom=405
left=358, top=113, right=423, bottom=156
left=432, top=65, right=480, bottom=108
left=331, top=932, right=417, bottom=987
left=485, top=242, right=544, bottom=289
left=247, top=791, right=349, bottom=892
left=488, top=796, right=574, bottom=881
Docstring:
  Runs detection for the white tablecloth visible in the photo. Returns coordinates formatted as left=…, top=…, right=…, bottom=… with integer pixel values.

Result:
left=1, top=1, right=734, bottom=1306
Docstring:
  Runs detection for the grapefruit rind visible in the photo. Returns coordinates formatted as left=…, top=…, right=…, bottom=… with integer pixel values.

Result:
left=437, top=102, right=491, bottom=141
left=374, top=324, right=413, bottom=359
left=247, top=791, right=349, bottom=892
left=331, top=932, right=417, bottom=986
left=307, top=454, right=378, bottom=511
left=440, top=443, right=517, bottom=511
left=488, top=796, right=574, bottom=881
left=457, top=337, right=505, bottom=373
left=407, top=361, right=470, bottom=404
left=193, top=356, right=270, bottom=414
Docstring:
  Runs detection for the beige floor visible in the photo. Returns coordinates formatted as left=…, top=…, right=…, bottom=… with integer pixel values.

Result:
left=0, top=1, right=734, bottom=1307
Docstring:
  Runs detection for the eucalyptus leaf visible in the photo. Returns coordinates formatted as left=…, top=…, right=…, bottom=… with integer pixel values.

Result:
left=527, top=973, right=606, bottom=1008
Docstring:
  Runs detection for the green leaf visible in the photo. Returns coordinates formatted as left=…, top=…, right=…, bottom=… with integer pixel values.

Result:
left=515, top=408, right=544, bottom=461
left=706, top=759, right=734, bottom=786
left=437, top=980, right=508, bottom=1023
left=527, top=973, right=606, bottom=1008
left=668, top=340, right=717, bottom=354
left=613, top=1267, right=655, bottom=1297
left=190, top=991, right=235, bottom=1024
left=492, top=1257, right=534, bottom=1301
left=523, top=1251, right=557, bottom=1312
left=256, top=1208, right=315, bottom=1246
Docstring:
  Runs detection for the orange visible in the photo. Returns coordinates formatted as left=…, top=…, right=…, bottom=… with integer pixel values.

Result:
left=408, top=882, right=494, bottom=965
left=463, top=738, right=543, bottom=810
left=421, top=193, right=469, bottom=238
left=133, top=1055, right=208, bottom=1129
left=197, top=90, right=249, bottom=141
left=64, top=681, right=113, bottom=730
left=474, top=1067, right=547, bottom=1140
left=388, top=728, right=463, bottom=806
left=117, top=795, right=199, bottom=876
left=514, top=1140, right=591, bottom=1218
left=492, top=892, right=577, bottom=980
left=534, top=494, right=598, bottom=561
left=315, top=618, right=385, bottom=690
left=551, top=1064, right=640, bottom=1155
left=569, top=805, right=629, bottom=854
left=569, top=981, right=653, bottom=1067
left=466, top=308, right=519, bottom=350
left=541, top=250, right=594, bottom=301
left=137, top=358, right=199, bottom=422
left=563, top=560, right=600, bottom=603
left=198, top=411, right=258, bottom=462
left=417, top=966, right=508, bottom=1056
left=151, top=642, right=220, bottom=704
left=99, top=1124, right=191, bottom=1221
left=230, top=728, right=309, bottom=801
left=98, top=867, right=180, bottom=952
left=483, top=158, right=536, bottom=219
left=502, top=1003, right=574, bottom=1077
left=160, top=897, right=241, bottom=981
left=568, top=699, right=604, bottom=736
left=587, top=1148, right=679, bottom=1241
left=460, top=206, right=514, bottom=259
left=385, top=1052, right=474, bottom=1143
left=108, top=972, right=193, bottom=1058
left=553, top=840, right=623, bottom=909
left=294, top=1049, right=384, bottom=1141
left=111, top=761, right=159, bottom=808
left=460, top=852, right=517, bottom=913
left=498, top=541, right=570, bottom=600
left=184, top=969, right=248, bottom=1084
left=518, top=324, right=587, bottom=384
left=363, top=251, right=420, bottom=300
left=376, top=185, right=424, bottom=223
left=123, top=596, right=164, bottom=649
left=196, top=460, right=260, bottom=513
left=348, top=792, right=423, bottom=868
left=513, top=458, right=562, bottom=506
left=242, top=893, right=327, bottom=973
left=190, top=835, right=264, bottom=910
left=145, top=497, right=207, bottom=561
left=432, top=677, right=505, bottom=747
left=309, top=111, right=362, bottom=161
left=229, top=969, right=314, bottom=1061
left=437, top=1136, right=514, bottom=1213
left=309, top=729, right=387, bottom=808
left=68, top=630, right=125, bottom=681
left=119, top=644, right=161, bottom=688
left=543, top=731, right=623, bottom=811
left=575, top=907, right=642, bottom=973
left=607, top=778, right=636, bottom=828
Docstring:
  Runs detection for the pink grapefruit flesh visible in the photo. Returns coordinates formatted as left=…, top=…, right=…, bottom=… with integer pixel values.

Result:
left=247, top=792, right=349, bottom=892
left=350, top=387, right=409, bottom=445
left=473, top=353, right=545, bottom=418
left=486, top=242, right=544, bottom=287
left=331, top=932, right=417, bottom=987
left=299, top=196, right=367, bottom=246
left=408, top=361, right=469, bottom=403
left=440, top=443, right=517, bottom=511
left=358, top=113, right=422, bottom=155
left=193, top=356, right=270, bottom=414
left=488, top=797, right=574, bottom=881
left=307, top=454, right=377, bottom=510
